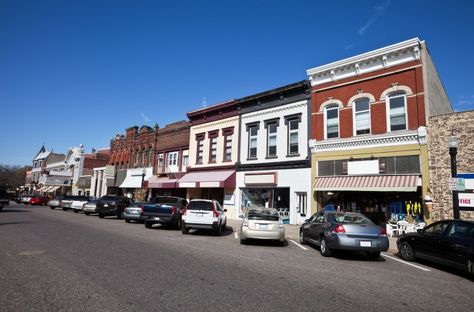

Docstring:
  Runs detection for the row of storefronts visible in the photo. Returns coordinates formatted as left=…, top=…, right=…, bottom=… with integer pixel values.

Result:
left=28, top=38, right=471, bottom=224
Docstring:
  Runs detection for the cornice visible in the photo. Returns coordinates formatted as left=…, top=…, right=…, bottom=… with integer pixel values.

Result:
left=241, top=100, right=307, bottom=121
left=307, top=38, right=422, bottom=87
left=309, top=127, right=427, bottom=153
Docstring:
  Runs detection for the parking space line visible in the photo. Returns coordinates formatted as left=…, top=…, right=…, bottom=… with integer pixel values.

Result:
left=289, top=239, right=308, bottom=251
left=382, top=253, right=431, bottom=272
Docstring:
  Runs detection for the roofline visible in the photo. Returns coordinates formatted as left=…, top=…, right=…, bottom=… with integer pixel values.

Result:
left=237, top=80, right=309, bottom=104
left=187, top=99, right=236, bottom=116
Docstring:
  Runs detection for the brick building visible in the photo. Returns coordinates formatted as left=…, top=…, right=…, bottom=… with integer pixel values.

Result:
left=307, top=38, right=452, bottom=224
left=427, top=110, right=474, bottom=221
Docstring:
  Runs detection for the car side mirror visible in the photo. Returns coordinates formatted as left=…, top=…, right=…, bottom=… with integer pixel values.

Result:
left=304, top=219, right=310, bottom=223
left=416, top=229, right=423, bottom=233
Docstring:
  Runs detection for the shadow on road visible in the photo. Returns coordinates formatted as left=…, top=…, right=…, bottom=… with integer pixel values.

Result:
left=186, top=226, right=235, bottom=237
left=241, top=239, right=288, bottom=247
left=0, top=221, right=32, bottom=226
left=1, top=209, right=31, bottom=213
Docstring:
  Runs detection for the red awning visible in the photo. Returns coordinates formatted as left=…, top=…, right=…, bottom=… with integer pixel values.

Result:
left=147, top=176, right=178, bottom=189
left=177, top=170, right=235, bottom=188
left=314, top=175, right=419, bottom=192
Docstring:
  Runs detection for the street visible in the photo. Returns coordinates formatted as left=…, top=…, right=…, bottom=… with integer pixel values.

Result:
left=1, top=204, right=473, bottom=312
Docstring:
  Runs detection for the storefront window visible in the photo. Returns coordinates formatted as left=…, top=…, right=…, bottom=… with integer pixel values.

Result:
left=241, top=188, right=290, bottom=223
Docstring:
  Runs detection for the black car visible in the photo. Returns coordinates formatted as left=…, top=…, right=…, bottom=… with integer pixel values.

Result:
left=95, top=195, right=134, bottom=219
left=397, top=220, right=474, bottom=277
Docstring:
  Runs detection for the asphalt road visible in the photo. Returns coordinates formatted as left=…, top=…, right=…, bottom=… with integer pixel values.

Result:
left=1, top=203, right=473, bottom=312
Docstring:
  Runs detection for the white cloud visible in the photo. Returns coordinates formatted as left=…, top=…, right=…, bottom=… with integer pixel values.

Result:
left=201, top=97, right=207, bottom=108
left=456, top=95, right=474, bottom=111
left=358, top=0, right=391, bottom=36
left=140, top=112, right=151, bottom=123
left=345, top=44, right=354, bottom=51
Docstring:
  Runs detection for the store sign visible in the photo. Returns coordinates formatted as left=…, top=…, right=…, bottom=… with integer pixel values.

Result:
left=459, top=193, right=474, bottom=208
left=347, top=160, right=379, bottom=175
left=448, top=178, right=465, bottom=191
left=244, top=172, right=277, bottom=186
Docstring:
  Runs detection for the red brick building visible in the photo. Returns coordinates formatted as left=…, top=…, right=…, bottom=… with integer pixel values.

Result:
left=307, top=38, right=452, bottom=224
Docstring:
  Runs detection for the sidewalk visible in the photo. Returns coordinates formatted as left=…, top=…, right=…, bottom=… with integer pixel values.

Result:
left=226, top=219, right=398, bottom=253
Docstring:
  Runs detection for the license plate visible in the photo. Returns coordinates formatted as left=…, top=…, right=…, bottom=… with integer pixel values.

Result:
left=259, top=224, right=268, bottom=230
left=196, top=212, right=203, bottom=217
left=130, top=211, right=139, bottom=215
left=153, top=217, right=160, bottom=220
left=360, top=241, right=372, bottom=247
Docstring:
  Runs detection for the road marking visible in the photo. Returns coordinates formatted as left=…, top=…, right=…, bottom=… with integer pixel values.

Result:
left=382, top=253, right=431, bottom=271
left=289, top=239, right=308, bottom=251
left=234, top=232, right=238, bottom=239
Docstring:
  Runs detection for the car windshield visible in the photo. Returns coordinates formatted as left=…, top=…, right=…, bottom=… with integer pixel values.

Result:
left=153, top=197, right=179, bottom=205
left=188, top=201, right=213, bottom=211
left=329, top=213, right=372, bottom=225
left=130, top=202, right=147, bottom=207
left=247, top=209, right=279, bottom=221
left=101, top=196, right=118, bottom=201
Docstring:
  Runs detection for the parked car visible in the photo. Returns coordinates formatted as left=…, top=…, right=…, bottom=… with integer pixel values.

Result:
left=123, top=202, right=149, bottom=223
left=71, top=196, right=93, bottom=213
left=14, top=195, right=22, bottom=204
left=299, top=211, right=389, bottom=259
left=48, top=196, right=64, bottom=209
left=95, top=195, right=134, bottom=219
left=29, top=195, right=50, bottom=206
left=0, top=189, right=10, bottom=211
left=60, top=195, right=76, bottom=211
left=181, top=199, right=227, bottom=235
left=239, top=208, right=285, bottom=245
left=142, top=196, right=188, bottom=229
left=397, top=220, right=474, bottom=277
left=82, top=199, right=101, bottom=215
left=21, top=194, right=32, bottom=204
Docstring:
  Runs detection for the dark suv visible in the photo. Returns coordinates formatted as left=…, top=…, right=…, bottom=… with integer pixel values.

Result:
left=96, top=195, right=134, bottom=219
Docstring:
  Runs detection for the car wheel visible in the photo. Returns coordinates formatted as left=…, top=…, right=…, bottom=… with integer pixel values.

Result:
left=240, top=238, right=246, bottom=245
left=98, top=213, right=104, bottom=219
left=125, top=219, right=130, bottom=223
left=73, top=209, right=78, bottom=213
left=117, top=212, right=122, bottom=219
left=50, top=206, right=55, bottom=210
left=469, top=259, right=474, bottom=277
left=320, top=237, right=332, bottom=257
left=181, top=223, right=189, bottom=234
left=62, top=208, right=67, bottom=211
left=367, top=251, right=381, bottom=260
left=214, top=223, right=222, bottom=236
left=299, top=230, right=306, bottom=245
left=84, top=212, right=90, bottom=216
left=222, top=220, right=227, bottom=231
left=145, top=221, right=152, bottom=229
left=399, top=241, right=415, bottom=261
left=176, top=217, right=182, bottom=230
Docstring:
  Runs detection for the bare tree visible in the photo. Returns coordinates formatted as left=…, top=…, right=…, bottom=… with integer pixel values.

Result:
left=0, top=164, right=31, bottom=191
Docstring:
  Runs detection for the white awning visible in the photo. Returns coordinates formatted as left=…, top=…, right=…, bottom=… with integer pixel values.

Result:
left=120, top=167, right=153, bottom=188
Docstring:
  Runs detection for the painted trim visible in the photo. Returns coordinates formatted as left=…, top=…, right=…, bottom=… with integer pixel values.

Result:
left=380, top=85, right=413, bottom=101
left=385, top=92, right=408, bottom=133
left=319, top=99, right=344, bottom=112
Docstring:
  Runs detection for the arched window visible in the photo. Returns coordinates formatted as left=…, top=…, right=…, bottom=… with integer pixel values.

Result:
left=324, top=104, right=340, bottom=139
left=353, top=97, right=371, bottom=135
left=387, top=91, right=407, bottom=131
left=148, top=147, right=153, bottom=167
left=141, top=148, right=146, bottom=167
left=129, top=151, right=133, bottom=168
left=135, top=149, right=140, bottom=165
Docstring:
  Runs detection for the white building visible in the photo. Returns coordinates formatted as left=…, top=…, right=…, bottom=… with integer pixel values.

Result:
left=235, top=81, right=312, bottom=224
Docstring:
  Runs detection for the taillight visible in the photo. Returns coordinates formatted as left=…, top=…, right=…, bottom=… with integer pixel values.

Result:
left=141, top=204, right=145, bottom=214
left=171, top=206, right=176, bottom=215
left=212, top=203, right=219, bottom=218
left=332, top=224, right=346, bottom=233
left=380, top=226, right=387, bottom=236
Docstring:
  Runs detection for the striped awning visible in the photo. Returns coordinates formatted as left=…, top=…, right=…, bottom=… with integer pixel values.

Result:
left=314, top=175, right=419, bottom=192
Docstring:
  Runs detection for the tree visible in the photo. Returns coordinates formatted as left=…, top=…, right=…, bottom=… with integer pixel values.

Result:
left=0, top=164, right=31, bottom=191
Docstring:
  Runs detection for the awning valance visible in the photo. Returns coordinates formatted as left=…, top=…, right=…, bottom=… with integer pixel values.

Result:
left=120, top=168, right=153, bottom=188
left=47, top=186, right=61, bottom=193
left=314, top=175, right=419, bottom=192
left=147, top=176, right=177, bottom=189
left=177, top=170, right=235, bottom=188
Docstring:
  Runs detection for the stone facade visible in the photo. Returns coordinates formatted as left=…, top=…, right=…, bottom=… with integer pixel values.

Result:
left=427, top=110, right=474, bottom=220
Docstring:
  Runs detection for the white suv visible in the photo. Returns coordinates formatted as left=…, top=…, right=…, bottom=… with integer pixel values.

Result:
left=181, top=199, right=227, bottom=235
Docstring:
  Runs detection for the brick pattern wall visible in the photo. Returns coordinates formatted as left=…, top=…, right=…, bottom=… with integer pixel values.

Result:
left=428, top=110, right=474, bottom=220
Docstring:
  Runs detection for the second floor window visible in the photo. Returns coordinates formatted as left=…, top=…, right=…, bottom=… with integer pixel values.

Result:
left=248, top=126, right=258, bottom=159
left=209, top=137, right=217, bottom=163
left=224, top=135, right=232, bottom=161
left=267, top=122, right=277, bottom=157
left=288, top=119, right=299, bottom=155
left=148, top=148, right=153, bottom=166
left=135, top=150, right=140, bottom=165
left=325, top=104, right=339, bottom=139
left=182, top=155, right=189, bottom=167
left=388, top=92, right=407, bottom=131
left=167, top=152, right=178, bottom=166
left=354, top=98, right=371, bottom=135
left=197, top=138, right=204, bottom=164
left=141, top=149, right=146, bottom=167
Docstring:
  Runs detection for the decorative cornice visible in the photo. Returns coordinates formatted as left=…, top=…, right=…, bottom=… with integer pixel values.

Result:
left=191, top=116, right=239, bottom=131
left=241, top=100, right=307, bottom=121
left=307, top=38, right=422, bottom=87
left=309, top=127, right=427, bottom=153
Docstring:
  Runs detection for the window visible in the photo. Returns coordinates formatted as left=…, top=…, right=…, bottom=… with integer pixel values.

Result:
left=318, top=160, right=347, bottom=176
left=353, top=98, right=370, bottom=135
left=325, top=104, right=339, bottom=139
left=182, top=155, right=189, bottom=167
left=135, top=150, right=140, bottom=165
left=141, top=149, right=146, bottom=167
left=148, top=148, right=153, bottom=167
left=424, top=221, right=450, bottom=235
left=381, top=155, right=420, bottom=174
left=387, top=92, right=407, bottom=131
left=284, top=113, right=302, bottom=156
left=167, top=152, right=178, bottom=167
left=247, top=123, right=259, bottom=159
left=209, top=137, right=217, bottom=163
left=222, top=127, right=234, bottom=162
left=196, top=134, right=205, bottom=164
left=266, top=122, right=277, bottom=157
left=296, top=192, right=307, bottom=216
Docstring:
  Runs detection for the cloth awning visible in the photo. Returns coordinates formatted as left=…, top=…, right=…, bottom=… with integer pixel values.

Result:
left=113, top=169, right=127, bottom=187
left=37, top=186, right=48, bottom=192
left=177, top=170, right=235, bottom=188
left=47, top=186, right=61, bottom=193
left=147, top=176, right=178, bottom=189
left=314, top=175, right=419, bottom=192
left=120, top=168, right=153, bottom=189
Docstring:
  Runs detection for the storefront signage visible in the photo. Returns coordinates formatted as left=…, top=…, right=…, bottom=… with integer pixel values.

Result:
left=244, top=172, right=277, bottom=186
left=448, top=178, right=465, bottom=191
left=459, top=193, right=474, bottom=208
left=347, top=160, right=379, bottom=175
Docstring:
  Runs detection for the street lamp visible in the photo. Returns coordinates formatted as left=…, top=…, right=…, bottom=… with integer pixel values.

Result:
left=448, top=136, right=460, bottom=219
left=141, top=168, right=146, bottom=189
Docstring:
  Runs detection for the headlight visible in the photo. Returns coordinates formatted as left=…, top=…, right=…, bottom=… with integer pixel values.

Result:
left=103, top=203, right=108, bottom=207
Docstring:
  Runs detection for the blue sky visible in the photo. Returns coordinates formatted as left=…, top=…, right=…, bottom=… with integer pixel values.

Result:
left=1, top=0, right=473, bottom=166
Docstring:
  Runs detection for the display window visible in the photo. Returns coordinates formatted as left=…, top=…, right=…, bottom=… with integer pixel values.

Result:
left=240, top=187, right=289, bottom=223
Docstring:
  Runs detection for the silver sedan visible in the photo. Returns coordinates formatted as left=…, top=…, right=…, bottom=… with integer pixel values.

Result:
left=239, top=208, right=285, bottom=246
